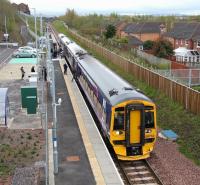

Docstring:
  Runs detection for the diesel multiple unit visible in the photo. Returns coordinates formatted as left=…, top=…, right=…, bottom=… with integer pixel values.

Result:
left=58, top=33, right=157, bottom=160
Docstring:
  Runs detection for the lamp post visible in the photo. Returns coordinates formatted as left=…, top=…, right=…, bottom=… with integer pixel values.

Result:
left=4, top=16, right=9, bottom=48
left=31, top=8, right=39, bottom=65
left=40, top=14, right=43, bottom=36
left=52, top=98, right=62, bottom=174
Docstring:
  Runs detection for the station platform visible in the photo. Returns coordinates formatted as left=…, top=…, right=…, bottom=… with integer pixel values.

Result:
left=49, top=58, right=123, bottom=185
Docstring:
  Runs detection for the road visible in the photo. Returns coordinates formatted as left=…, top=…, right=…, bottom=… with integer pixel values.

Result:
left=0, top=47, right=16, bottom=69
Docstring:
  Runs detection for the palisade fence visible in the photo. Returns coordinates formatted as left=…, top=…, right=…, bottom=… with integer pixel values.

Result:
left=67, top=29, right=200, bottom=115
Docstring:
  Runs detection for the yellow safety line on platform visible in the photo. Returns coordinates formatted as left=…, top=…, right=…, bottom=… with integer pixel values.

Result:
left=59, top=59, right=105, bottom=185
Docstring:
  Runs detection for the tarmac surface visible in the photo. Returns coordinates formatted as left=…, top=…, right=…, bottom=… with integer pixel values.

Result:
left=52, top=60, right=96, bottom=185
left=0, top=47, right=16, bottom=69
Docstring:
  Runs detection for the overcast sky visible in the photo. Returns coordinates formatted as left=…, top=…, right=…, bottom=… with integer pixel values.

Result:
left=10, top=0, right=200, bottom=16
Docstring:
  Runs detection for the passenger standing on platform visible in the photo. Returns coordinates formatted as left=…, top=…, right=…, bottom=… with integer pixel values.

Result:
left=31, top=66, right=35, bottom=72
left=44, top=67, right=47, bottom=81
left=71, top=68, right=77, bottom=82
left=42, top=67, right=47, bottom=81
left=20, top=66, right=25, bottom=79
left=63, top=63, right=68, bottom=74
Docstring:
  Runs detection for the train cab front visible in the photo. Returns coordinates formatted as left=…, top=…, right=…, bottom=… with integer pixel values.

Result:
left=110, top=100, right=157, bottom=160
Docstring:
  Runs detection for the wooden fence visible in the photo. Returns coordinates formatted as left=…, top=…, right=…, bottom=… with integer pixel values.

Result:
left=68, top=29, right=200, bottom=115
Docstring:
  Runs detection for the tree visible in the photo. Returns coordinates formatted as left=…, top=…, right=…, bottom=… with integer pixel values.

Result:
left=64, top=9, right=78, bottom=27
left=104, top=24, right=116, bottom=39
left=153, top=39, right=174, bottom=58
left=143, top=40, right=155, bottom=50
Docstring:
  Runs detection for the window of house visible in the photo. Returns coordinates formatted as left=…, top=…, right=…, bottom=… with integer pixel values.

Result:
left=184, top=56, right=188, bottom=62
left=185, top=40, right=189, bottom=45
left=197, top=56, right=199, bottom=63
left=139, top=45, right=143, bottom=50
left=180, top=39, right=183, bottom=45
left=197, top=41, right=200, bottom=47
left=176, top=39, right=178, bottom=45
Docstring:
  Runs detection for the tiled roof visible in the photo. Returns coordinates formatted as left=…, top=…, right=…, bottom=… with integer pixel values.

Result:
left=123, top=22, right=163, bottom=34
left=165, top=22, right=200, bottom=41
left=128, top=36, right=143, bottom=46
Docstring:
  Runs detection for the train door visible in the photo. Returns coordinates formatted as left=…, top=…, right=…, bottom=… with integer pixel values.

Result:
left=125, top=104, right=145, bottom=155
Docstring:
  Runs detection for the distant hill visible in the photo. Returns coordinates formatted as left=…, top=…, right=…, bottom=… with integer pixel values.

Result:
left=0, top=0, right=26, bottom=44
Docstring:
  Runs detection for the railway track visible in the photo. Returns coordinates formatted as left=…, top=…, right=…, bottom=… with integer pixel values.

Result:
left=116, top=159, right=163, bottom=185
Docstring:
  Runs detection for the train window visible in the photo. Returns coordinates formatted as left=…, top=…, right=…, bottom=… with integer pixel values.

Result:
left=113, top=112, right=124, bottom=130
left=115, top=107, right=124, bottom=111
left=145, top=112, right=154, bottom=128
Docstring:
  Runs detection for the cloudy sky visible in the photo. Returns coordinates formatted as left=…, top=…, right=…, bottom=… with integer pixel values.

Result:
left=10, top=0, right=200, bottom=16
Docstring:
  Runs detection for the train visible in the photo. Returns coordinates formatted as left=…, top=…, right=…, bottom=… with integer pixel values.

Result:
left=58, top=33, right=157, bottom=160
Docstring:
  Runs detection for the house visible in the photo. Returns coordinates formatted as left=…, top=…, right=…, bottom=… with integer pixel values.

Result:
left=115, top=21, right=128, bottom=38
left=164, top=22, right=200, bottom=51
left=128, top=36, right=143, bottom=50
left=120, top=22, right=166, bottom=42
left=174, top=47, right=200, bottom=63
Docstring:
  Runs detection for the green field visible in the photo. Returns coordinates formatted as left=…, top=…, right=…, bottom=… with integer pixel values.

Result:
left=53, top=20, right=200, bottom=165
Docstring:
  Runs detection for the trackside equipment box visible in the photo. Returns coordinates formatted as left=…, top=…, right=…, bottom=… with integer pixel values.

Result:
left=21, top=86, right=37, bottom=114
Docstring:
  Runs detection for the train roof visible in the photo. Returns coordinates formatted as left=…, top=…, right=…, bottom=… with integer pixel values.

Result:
left=67, top=42, right=87, bottom=57
left=61, top=36, right=72, bottom=45
left=76, top=53, right=152, bottom=106
left=58, top=33, right=65, bottom=38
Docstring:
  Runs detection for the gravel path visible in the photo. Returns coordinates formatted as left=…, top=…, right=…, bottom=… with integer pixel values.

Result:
left=148, top=138, right=200, bottom=185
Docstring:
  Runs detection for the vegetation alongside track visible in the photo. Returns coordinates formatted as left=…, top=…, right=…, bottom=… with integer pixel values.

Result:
left=53, top=20, right=200, bottom=165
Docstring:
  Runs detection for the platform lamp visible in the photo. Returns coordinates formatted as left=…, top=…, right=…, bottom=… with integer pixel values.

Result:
left=31, top=8, right=39, bottom=66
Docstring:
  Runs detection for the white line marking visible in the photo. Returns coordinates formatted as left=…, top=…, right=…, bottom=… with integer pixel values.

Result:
left=0, top=50, right=15, bottom=67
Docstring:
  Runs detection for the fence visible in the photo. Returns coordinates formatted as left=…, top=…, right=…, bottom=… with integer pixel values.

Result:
left=154, top=69, right=200, bottom=87
left=136, top=49, right=171, bottom=69
left=67, top=29, right=200, bottom=115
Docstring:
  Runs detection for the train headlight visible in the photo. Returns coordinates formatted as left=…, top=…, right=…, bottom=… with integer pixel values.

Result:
left=115, top=130, right=123, bottom=135
left=145, top=129, right=152, bottom=133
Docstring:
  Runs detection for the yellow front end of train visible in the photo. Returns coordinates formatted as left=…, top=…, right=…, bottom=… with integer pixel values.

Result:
left=110, top=100, right=157, bottom=160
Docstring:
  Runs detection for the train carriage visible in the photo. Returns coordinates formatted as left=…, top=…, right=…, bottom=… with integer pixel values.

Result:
left=60, top=34, right=157, bottom=160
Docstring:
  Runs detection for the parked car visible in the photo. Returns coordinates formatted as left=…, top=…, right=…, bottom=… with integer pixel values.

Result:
left=18, top=46, right=37, bottom=53
left=12, top=50, right=36, bottom=58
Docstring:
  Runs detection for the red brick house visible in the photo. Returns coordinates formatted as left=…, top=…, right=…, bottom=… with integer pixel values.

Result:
left=120, top=22, right=166, bottom=42
left=164, top=22, right=200, bottom=51
left=115, top=22, right=128, bottom=38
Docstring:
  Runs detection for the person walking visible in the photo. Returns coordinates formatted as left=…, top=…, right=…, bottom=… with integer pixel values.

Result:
left=42, top=67, right=47, bottom=81
left=20, top=66, right=25, bottom=79
left=63, top=63, right=68, bottom=74
left=31, top=66, right=35, bottom=72
left=44, top=67, right=47, bottom=81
